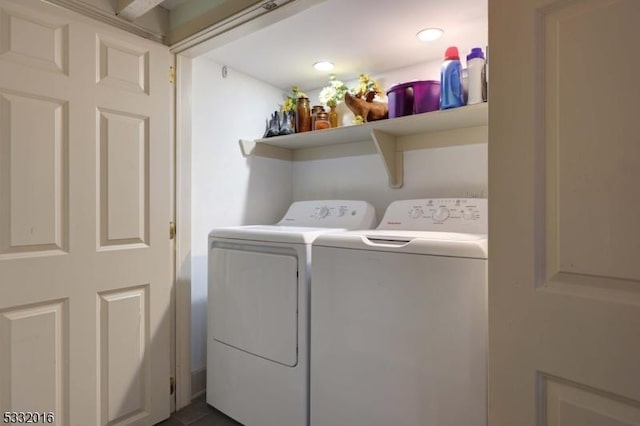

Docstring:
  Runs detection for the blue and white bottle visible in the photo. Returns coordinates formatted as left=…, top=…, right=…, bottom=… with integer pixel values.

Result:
left=440, top=46, right=465, bottom=109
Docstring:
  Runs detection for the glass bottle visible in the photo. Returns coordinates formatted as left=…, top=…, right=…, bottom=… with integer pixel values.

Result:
left=296, top=97, right=311, bottom=133
left=311, top=105, right=325, bottom=131
left=329, top=105, right=338, bottom=128
left=314, top=111, right=330, bottom=130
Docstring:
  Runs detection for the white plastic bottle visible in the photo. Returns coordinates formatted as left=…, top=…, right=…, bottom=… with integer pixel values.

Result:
left=482, top=45, right=488, bottom=102
left=466, top=47, right=485, bottom=105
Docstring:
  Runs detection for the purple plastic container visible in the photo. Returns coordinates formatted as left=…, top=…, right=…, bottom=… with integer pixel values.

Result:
left=387, top=80, right=441, bottom=118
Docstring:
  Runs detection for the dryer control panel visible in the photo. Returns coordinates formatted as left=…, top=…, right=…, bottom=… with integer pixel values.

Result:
left=378, top=198, right=487, bottom=233
left=277, top=200, right=377, bottom=229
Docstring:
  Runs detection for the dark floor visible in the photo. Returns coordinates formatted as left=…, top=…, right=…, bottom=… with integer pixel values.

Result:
left=155, top=394, right=242, bottom=426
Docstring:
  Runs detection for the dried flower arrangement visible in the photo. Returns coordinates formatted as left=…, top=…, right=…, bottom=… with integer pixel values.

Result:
left=281, top=86, right=307, bottom=113
left=318, top=75, right=350, bottom=108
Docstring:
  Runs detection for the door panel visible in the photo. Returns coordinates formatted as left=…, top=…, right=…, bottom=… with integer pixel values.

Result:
left=210, top=247, right=298, bottom=366
left=0, top=8, right=68, bottom=74
left=0, top=0, right=171, bottom=424
left=489, top=0, right=640, bottom=424
left=0, top=91, right=68, bottom=256
left=544, top=0, right=640, bottom=283
left=99, top=286, right=150, bottom=425
left=0, top=301, right=68, bottom=420
left=97, top=36, right=148, bottom=95
left=543, top=376, right=640, bottom=426
left=98, top=108, right=149, bottom=248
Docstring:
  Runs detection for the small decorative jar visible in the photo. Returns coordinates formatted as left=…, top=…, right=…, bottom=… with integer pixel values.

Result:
left=314, top=111, right=331, bottom=130
left=311, top=105, right=325, bottom=131
left=296, top=97, right=311, bottom=133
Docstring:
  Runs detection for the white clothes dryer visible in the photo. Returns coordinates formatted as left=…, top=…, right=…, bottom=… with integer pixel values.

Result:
left=207, top=200, right=376, bottom=426
left=310, top=198, right=488, bottom=426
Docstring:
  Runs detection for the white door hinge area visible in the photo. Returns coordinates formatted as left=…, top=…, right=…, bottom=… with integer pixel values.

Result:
left=169, top=66, right=175, bottom=84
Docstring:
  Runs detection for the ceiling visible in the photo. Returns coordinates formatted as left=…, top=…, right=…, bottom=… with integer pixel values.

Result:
left=193, top=0, right=487, bottom=91
left=160, top=0, right=191, bottom=10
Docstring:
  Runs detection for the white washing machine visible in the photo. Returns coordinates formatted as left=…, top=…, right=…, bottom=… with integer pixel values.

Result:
left=207, top=200, right=376, bottom=426
left=310, top=198, right=488, bottom=426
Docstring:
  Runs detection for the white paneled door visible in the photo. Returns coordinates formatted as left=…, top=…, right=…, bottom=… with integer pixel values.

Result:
left=489, top=0, right=640, bottom=425
left=0, top=0, right=172, bottom=425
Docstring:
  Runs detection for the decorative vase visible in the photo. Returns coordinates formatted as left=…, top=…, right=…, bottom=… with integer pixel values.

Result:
left=264, top=111, right=280, bottom=138
left=279, top=111, right=294, bottom=136
left=296, top=97, right=311, bottom=133
left=329, top=105, right=338, bottom=128
left=289, top=111, right=295, bottom=133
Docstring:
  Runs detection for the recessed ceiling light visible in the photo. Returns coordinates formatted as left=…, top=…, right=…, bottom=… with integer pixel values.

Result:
left=416, top=28, right=444, bottom=42
left=313, top=61, right=335, bottom=71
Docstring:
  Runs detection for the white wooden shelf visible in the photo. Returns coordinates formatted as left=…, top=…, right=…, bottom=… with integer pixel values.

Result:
left=240, top=102, right=488, bottom=188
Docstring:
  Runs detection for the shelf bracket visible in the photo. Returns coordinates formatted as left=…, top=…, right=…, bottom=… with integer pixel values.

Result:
left=239, top=139, right=256, bottom=156
left=371, top=129, right=403, bottom=188
left=239, top=139, right=293, bottom=161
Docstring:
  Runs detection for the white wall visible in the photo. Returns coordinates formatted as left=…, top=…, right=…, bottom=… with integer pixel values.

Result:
left=191, top=57, right=292, bottom=372
left=292, top=144, right=487, bottom=221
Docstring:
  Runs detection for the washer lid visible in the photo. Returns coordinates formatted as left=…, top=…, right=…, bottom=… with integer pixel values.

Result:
left=313, top=230, right=488, bottom=258
left=209, top=225, right=350, bottom=244
left=208, top=200, right=377, bottom=244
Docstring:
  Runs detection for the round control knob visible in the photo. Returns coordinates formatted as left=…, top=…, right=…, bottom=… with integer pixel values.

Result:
left=409, top=208, right=423, bottom=219
left=433, top=206, right=450, bottom=222
left=316, top=206, right=330, bottom=218
left=462, top=210, right=475, bottom=220
left=335, top=208, right=346, bottom=217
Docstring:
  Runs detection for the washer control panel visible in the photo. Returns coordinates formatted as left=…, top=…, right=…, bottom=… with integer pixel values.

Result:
left=277, top=200, right=377, bottom=229
left=379, top=198, right=487, bottom=233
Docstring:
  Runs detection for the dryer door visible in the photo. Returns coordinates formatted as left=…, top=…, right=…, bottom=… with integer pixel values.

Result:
left=209, top=245, right=298, bottom=367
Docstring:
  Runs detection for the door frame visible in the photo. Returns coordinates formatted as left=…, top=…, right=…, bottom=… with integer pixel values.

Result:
left=173, top=52, right=193, bottom=410
left=170, top=0, right=329, bottom=410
